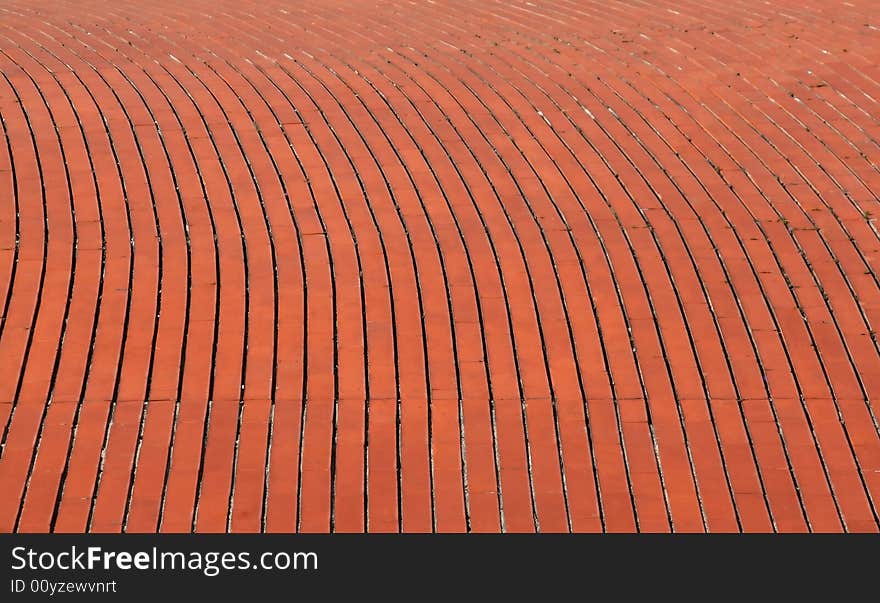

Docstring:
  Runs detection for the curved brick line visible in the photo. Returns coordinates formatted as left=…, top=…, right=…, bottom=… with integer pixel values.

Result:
left=695, top=87, right=878, bottom=526
left=256, top=29, right=438, bottom=532
left=658, top=83, right=875, bottom=529
left=230, top=16, right=496, bottom=532
left=352, top=51, right=543, bottom=530
left=364, top=58, right=544, bottom=530
left=246, top=16, right=508, bottom=532
left=272, top=0, right=712, bottom=528
left=202, top=34, right=413, bottom=531
left=0, top=28, right=132, bottom=534
left=266, top=62, right=394, bottom=532
left=652, top=84, right=860, bottom=528
left=405, top=46, right=657, bottom=531
left=314, top=0, right=872, bottom=532
left=602, top=73, right=812, bottom=529
left=147, top=60, right=252, bottom=534
left=82, top=50, right=206, bottom=533
left=28, top=21, right=211, bottom=536
left=512, top=53, right=792, bottom=529
left=367, top=58, right=542, bottom=530
left=360, top=31, right=576, bottom=530
left=0, top=83, right=20, bottom=439
left=0, top=49, right=79, bottom=532
left=13, top=25, right=182, bottom=534
left=195, top=57, right=308, bottom=532
left=84, top=45, right=248, bottom=532
left=560, top=68, right=788, bottom=528
left=332, top=59, right=507, bottom=531
left=117, top=63, right=222, bottom=534
left=398, top=41, right=682, bottom=530
left=18, top=20, right=161, bottom=534
left=276, top=54, right=448, bottom=531
left=49, top=41, right=178, bottom=530
left=375, top=51, right=562, bottom=531
left=211, top=59, right=335, bottom=533
left=388, top=0, right=752, bottom=528
left=556, top=0, right=880, bottom=398
left=552, top=14, right=872, bottom=528
left=216, top=58, right=348, bottom=533
left=202, top=58, right=326, bottom=532
left=173, top=58, right=280, bottom=533
left=81, top=22, right=306, bottom=532
left=552, top=0, right=876, bottom=528
left=378, top=22, right=613, bottom=532
left=278, top=58, right=410, bottom=532
left=307, top=56, right=468, bottom=531
left=1, top=0, right=878, bottom=532
left=455, top=38, right=730, bottom=532
left=711, top=91, right=880, bottom=525
left=652, top=82, right=856, bottom=530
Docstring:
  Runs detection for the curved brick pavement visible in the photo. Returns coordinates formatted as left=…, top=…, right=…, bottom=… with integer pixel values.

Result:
left=0, top=0, right=879, bottom=532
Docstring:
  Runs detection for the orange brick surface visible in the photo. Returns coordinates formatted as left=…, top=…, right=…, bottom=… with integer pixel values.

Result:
left=0, top=0, right=879, bottom=532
